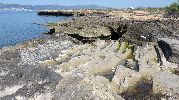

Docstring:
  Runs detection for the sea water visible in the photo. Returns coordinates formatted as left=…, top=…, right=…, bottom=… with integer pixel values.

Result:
left=0, top=11, right=69, bottom=47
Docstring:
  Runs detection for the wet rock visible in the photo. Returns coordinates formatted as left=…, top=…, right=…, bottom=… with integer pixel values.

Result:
left=43, top=28, right=56, bottom=35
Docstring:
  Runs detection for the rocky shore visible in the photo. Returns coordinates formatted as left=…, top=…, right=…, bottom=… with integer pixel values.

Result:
left=0, top=10, right=179, bottom=100
left=38, top=10, right=107, bottom=16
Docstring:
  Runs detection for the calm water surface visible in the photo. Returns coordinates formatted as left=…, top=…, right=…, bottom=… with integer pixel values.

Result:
left=0, top=11, right=69, bottom=48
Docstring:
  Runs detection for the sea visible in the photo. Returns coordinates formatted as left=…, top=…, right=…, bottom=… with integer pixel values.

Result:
left=0, top=11, right=69, bottom=48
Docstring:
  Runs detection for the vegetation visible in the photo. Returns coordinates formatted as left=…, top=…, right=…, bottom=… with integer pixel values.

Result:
left=165, top=1, right=179, bottom=18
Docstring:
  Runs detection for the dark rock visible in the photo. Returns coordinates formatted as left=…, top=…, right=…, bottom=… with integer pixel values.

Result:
left=38, top=11, right=75, bottom=16
left=50, top=28, right=55, bottom=34
left=108, top=24, right=128, bottom=40
left=44, top=28, right=55, bottom=35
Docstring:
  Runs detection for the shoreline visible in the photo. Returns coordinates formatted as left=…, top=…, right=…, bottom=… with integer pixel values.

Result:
left=1, top=10, right=179, bottom=99
left=0, top=11, right=71, bottom=48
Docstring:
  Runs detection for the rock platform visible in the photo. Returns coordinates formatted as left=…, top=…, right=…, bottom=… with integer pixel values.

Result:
left=0, top=10, right=179, bottom=99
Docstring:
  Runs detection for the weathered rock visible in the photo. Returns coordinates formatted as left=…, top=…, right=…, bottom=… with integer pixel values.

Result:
left=56, top=55, right=91, bottom=74
left=159, top=38, right=179, bottom=65
left=85, top=55, right=122, bottom=76
left=38, top=10, right=75, bottom=16
left=84, top=76, right=125, bottom=100
left=1, top=14, right=179, bottom=100
left=112, top=65, right=152, bottom=94
left=39, top=59, right=57, bottom=65
left=153, top=72, right=179, bottom=99
left=0, top=34, right=78, bottom=99
left=135, top=44, right=162, bottom=74
left=52, top=16, right=179, bottom=45
left=119, top=42, right=127, bottom=53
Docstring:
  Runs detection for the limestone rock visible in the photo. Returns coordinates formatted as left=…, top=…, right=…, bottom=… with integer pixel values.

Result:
left=85, top=55, right=123, bottom=75
left=112, top=65, right=152, bottom=94
left=83, top=76, right=125, bottom=100
left=39, top=59, right=57, bottom=65
left=119, top=42, right=128, bottom=54
left=56, top=55, right=90, bottom=74
left=115, top=41, right=121, bottom=51
left=122, top=48, right=134, bottom=59
left=55, top=54, right=69, bottom=62
left=153, top=72, right=179, bottom=99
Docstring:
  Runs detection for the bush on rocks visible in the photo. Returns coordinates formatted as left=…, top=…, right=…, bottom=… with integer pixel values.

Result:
left=165, top=1, right=179, bottom=18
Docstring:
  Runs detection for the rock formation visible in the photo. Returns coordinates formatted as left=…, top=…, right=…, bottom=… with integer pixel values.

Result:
left=1, top=13, right=179, bottom=99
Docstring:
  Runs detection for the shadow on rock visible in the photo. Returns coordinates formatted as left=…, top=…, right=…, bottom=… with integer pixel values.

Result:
left=158, top=40, right=172, bottom=61
left=67, top=33, right=110, bottom=44
left=109, top=24, right=128, bottom=40
left=120, top=79, right=167, bottom=100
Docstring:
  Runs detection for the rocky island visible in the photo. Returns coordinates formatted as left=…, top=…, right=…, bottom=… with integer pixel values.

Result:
left=0, top=7, right=179, bottom=100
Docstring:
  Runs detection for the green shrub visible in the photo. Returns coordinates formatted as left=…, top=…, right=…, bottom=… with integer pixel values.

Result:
left=165, top=1, right=179, bottom=18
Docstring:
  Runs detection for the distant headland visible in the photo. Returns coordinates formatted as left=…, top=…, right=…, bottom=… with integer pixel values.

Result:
left=0, top=3, right=109, bottom=11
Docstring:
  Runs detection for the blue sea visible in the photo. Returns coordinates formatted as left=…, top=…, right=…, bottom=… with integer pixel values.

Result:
left=0, top=11, right=69, bottom=48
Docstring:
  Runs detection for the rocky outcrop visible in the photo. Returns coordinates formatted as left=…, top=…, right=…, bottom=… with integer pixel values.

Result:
left=158, top=38, right=179, bottom=65
left=38, top=10, right=75, bottom=16
left=0, top=34, right=79, bottom=100
left=50, top=16, right=179, bottom=67
left=38, top=10, right=107, bottom=17
left=1, top=13, right=179, bottom=99
left=52, top=16, right=178, bottom=45
left=1, top=31, right=179, bottom=99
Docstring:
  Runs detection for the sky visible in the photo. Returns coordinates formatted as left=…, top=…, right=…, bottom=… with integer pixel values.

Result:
left=0, top=0, right=177, bottom=8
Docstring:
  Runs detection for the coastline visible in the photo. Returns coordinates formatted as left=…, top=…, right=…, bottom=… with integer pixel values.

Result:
left=0, top=11, right=69, bottom=48
left=1, top=10, right=179, bottom=99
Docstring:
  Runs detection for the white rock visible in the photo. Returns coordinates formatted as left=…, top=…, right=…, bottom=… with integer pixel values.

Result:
left=112, top=65, right=152, bottom=94
left=153, top=72, right=179, bottom=99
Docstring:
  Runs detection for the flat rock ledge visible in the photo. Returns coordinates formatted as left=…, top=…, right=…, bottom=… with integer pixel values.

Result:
left=0, top=16, right=179, bottom=100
